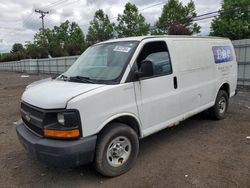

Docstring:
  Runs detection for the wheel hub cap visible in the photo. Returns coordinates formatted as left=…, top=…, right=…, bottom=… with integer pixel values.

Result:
left=111, top=143, right=124, bottom=157
left=219, top=97, right=226, bottom=114
left=106, top=136, right=131, bottom=167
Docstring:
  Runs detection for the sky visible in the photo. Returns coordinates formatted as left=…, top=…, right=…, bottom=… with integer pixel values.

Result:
left=0, top=0, right=222, bottom=53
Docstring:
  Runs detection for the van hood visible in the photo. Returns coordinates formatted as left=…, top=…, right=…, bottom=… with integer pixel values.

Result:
left=22, top=78, right=104, bottom=109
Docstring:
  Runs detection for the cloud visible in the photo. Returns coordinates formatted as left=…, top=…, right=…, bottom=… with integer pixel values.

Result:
left=0, top=0, right=222, bottom=53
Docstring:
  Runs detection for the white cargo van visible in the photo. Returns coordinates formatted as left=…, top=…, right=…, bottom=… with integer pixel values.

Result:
left=16, top=36, right=237, bottom=176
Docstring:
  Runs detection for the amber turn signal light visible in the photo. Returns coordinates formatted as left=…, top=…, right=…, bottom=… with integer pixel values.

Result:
left=44, top=128, right=80, bottom=139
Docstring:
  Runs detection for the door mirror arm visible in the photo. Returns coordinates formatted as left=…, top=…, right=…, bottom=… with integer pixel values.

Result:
left=133, top=60, right=154, bottom=80
left=134, top=70, right=143, bottom=80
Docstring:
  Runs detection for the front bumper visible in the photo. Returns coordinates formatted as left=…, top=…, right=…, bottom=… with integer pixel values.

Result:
left=16, top=120, right=97, bottom=168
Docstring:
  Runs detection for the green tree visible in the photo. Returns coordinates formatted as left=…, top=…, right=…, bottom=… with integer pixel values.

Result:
left=34, top=20, right=87, bottom=57
left=34, top=28, right=53, bottom=56
left=210, top=0, right=250, bottom=40
left=11, top=43, right=25, bottom=53
left=116, top=2, right=150, bottom=37
left=168, top=21, right=192, bottom=35
left=155, top=0, right=200, bottom=35
left=87, top=9, right=114, bottom=44
left=67, top=22, right=87, bottom=55
left=25, top=42, right=48, bottom=59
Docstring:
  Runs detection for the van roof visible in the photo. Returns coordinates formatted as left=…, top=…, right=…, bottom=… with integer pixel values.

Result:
left=99, top=35, right=228, bottom=44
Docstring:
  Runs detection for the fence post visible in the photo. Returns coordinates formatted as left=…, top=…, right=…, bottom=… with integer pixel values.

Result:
left=37, top=59, right=39, bottom=74
left=243, top=41, right=247, bottom=86
left=49, top=59, right=51, bottom=74
left=56, top=58, right=58, bottom=74
left=65, top=57, right=67, bottom=73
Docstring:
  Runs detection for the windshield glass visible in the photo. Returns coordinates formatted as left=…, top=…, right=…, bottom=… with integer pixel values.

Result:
left=63, top=41, right=139, bottom=84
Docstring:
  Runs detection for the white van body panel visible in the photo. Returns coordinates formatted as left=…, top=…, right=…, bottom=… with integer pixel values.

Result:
left=169, top=39, right=217, bottom=115
left=22, top=80, right=104, bottom=109
left=67, top=82, right=140, bottom=137
left=21, top=36, right=237, bottom=139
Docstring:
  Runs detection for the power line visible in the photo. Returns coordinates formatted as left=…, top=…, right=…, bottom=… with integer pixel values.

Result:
left=45, top=17, right=60, bottom=28
left=23, top=14, right=40, bottom=29
left=193, top=14, right=219, bottom=22
left=192, top=5, right=250, bottom=22
left=148, top=5, right=250, bottom=31
left=39, top=0, right=68, bottom=10
left=0, top=27, right=25, bottom=31
left=22, top=2, right=59, bottom=26
left=22, top=12, right=35, bottom=25
left=140, top=1, right=168, bottom=11
left=36, top=0, right=81, bottom=29
left=0, top=1, right=74, bottom=38
left=21, top=0, right=68, bottom=29
left=193, top=10, right=220, bottom=19
left=80, top=0, right=169, bottom=28
left=46, top=0, right=80, bottom=12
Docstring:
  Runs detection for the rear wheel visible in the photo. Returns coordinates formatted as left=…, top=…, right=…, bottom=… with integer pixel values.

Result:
left=210, top=90, right=229, bottom=120
left=95, top=123, right=139, bottom=177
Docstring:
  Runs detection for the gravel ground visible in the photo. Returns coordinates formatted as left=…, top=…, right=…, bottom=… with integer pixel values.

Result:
left=0, top=71, right=249, bottom=188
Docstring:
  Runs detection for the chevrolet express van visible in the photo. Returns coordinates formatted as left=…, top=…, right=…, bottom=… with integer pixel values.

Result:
left=16, top=36, right=237, bottom=176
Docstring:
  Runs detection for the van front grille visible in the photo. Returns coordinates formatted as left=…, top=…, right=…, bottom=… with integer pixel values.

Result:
left=20, top=102, right=45, bottom=136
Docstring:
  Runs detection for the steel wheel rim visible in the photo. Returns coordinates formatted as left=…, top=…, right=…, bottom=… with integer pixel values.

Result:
left=106, top=136, right=132, bottom=167
left=218, top=97, right=226, bottom=114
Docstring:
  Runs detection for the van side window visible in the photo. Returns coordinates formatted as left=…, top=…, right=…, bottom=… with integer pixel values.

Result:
left=137, top=41, right=172, bottom=76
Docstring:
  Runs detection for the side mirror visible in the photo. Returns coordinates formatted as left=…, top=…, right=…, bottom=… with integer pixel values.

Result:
left=135, top=60, right=154, bottom=79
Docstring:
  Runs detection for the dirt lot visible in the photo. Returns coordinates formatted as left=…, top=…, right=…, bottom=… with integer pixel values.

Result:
left=0, top=71, right=249, bottom=188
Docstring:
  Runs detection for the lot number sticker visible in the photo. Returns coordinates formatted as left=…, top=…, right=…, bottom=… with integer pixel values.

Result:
left=113, top=46, right=131, bottom=53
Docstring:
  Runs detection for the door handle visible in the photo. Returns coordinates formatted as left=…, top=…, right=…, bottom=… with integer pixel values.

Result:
left=173, top=76, right=178, bottom=89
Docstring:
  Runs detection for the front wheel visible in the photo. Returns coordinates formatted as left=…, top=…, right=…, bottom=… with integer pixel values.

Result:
left=94, top=123, right=139, bottom=177
left=210, top=90, right=229, bottom=120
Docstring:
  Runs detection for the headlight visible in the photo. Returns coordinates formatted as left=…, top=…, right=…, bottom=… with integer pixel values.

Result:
left=44, top=110, right=81, bottom=139
left=57, top=113, right=65, bottom=125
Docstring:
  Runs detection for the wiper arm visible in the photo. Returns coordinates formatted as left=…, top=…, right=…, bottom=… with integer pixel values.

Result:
left=69, top=76, right=96, bottom=84
left=58, top=74, right=69, bottom=81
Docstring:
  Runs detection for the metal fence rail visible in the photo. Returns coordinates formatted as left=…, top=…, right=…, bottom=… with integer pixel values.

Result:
left=232, top=39, right=250, bottom=86
left=0, top=39, right=250, bottom=86
left=0, top=56, right=79, bottom=74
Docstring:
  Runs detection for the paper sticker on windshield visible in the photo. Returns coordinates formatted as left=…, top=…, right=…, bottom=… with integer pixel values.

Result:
left=113, top=46, right=131, bottom=53
left=212, top=46, right=233, bottom=64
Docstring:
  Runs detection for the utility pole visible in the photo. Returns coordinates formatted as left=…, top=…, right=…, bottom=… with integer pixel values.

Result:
left=35, top=9, right=49, bottom=46
left=35, top=9, right=49, bottom=31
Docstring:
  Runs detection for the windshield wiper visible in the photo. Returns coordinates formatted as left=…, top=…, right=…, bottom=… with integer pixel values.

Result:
left=58, top=74, right=69, bottom=81
left=69, top=76, right=96, bottom=84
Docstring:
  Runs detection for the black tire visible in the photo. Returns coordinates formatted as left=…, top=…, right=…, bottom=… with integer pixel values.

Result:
left=210, top=90, right=229, bottom=120
left=94, top=123, right=139, bottom=177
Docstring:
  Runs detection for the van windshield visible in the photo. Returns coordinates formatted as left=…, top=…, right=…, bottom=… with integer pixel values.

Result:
left=63, top=41, right=139, bottom=84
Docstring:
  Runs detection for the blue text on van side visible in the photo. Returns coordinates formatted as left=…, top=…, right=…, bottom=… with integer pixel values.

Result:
left=212, top=46, right=233, bottom=64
